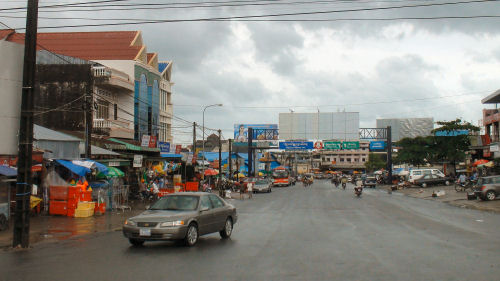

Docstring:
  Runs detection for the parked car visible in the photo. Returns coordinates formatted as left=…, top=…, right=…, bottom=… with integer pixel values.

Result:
left=409, top=168, right=445, bottom=183
left=362, top=175, right=377, bottom=188
left=413, top=174, right=452, bottom=188
left=253, top=178, right=272, bottom=193
left=473, top=175, right=500, bottom=201
left=123, top=192, right=237, bottom=247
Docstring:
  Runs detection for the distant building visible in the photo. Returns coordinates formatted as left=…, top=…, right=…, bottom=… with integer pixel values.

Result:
left=376, top=118, right=434, bottom=142
left=279, top=112, right=359, bottom=141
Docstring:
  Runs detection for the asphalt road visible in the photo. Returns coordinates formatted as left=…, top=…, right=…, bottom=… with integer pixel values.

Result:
left=1, top=181, right=499, bottom=281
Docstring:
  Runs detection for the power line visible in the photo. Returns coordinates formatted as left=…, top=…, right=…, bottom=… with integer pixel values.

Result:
left=8, top=0, right=497, bottom=29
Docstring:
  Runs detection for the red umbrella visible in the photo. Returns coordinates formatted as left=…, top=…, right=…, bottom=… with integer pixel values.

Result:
left=204, top=168, right=219, bottom=176
left=472, top=159, right=489, bottom=167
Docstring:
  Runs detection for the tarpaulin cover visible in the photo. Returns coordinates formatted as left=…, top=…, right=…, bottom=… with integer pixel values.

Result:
left=55, top=159, right=90, bottom=177
left=0, top=165, right=17, bottom=177
left=160, top=153, right=183, bottom=158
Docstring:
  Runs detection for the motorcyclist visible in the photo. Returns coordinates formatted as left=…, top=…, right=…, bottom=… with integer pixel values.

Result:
left=341, top=175, right=348, bottom=190
left=354, top=178, right=363, bottom=197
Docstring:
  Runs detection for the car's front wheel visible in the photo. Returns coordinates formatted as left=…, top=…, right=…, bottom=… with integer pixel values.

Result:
left=220, top=218, right=233, bottom=239
left=422, top=183, right=427, bottom=188
left=485, top=190, right=496, bottom=201
left=444, top=180, right=450, bottom=186
left=185, top=223, right=199, bottom=246
left=129, top=238, right=144, bottom=246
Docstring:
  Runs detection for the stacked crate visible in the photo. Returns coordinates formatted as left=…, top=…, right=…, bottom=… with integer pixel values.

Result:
left=49, top=186, right=69, bottom=216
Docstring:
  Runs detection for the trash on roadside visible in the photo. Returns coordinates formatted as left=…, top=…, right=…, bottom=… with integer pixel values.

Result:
left=432, top=190, right=445, bottom=197
left=418, top=189, right=424, bottom=193
left=467, top=192, right=477, bottom=200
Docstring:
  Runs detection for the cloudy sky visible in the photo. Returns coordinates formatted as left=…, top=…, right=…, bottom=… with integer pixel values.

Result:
left=2, top=0, right=500, bottom=144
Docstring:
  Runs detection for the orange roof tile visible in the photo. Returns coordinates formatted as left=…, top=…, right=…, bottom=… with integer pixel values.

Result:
left=5, top=31, right=142, bottom=60
left=0, top=29, right=15, bottom=40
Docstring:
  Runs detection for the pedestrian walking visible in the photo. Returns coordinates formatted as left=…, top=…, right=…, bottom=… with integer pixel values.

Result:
left=247, top=182, right=253, bottom=199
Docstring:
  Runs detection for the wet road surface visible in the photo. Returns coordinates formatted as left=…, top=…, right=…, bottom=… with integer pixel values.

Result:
left=1, top=181, right=499, bottom=281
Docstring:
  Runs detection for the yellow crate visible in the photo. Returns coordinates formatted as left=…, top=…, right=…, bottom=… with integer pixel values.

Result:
left=74, top=208, right=94, bottom=218
left=77, top=202, right=95, bottom=210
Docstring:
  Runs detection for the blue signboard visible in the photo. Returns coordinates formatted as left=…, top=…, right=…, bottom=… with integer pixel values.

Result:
left=158, top=141, right=170, bottom=153
left=369, top=141, right=386, bottom=150
left=279, top=141, right=314, bottom=150
left=434, top=130, right=469, bottom=137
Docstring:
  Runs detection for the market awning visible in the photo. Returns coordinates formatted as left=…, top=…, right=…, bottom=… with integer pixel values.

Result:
left=55, top=159, right=90, bottom=177
left=0, top=165, right=17, bottom=177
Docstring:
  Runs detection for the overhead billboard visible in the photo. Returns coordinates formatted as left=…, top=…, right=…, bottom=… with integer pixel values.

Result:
left=324, top=141, right=342, bottom=150
left=434, top=130, right=469, bottom=137
left=342, top=141, right=360, bottom=150
left=279, top=141, right=314, bottom=150
left=369, top=141, right=386, bottom=151
left=234, top=124, right=278, bottom=142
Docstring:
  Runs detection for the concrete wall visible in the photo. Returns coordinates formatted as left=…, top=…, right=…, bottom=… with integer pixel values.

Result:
left=0, top=41, right=24, bottom=155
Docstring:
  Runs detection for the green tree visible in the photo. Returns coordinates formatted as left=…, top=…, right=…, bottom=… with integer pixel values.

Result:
left=431, top=118, right=480, bottom=174
left=394, top=136, right=433, bottom=167
left=365, top=153, right=386, bottom=172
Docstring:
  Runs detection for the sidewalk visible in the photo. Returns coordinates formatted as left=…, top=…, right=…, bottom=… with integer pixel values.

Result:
left=0, top=201, right=146, bottom=249
left=387, top=184, right=500, bottom=213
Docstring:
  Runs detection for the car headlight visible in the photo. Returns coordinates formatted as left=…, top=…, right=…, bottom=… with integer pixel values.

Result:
left=160, top=220, right=185, bottom=227
left=124, top=219, right=136, bottom=226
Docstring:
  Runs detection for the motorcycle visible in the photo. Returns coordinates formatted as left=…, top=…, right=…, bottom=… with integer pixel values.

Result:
left=354, top=186, right=363, bottom=197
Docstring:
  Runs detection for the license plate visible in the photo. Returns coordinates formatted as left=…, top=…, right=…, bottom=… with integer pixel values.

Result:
left=139, top=228, right=151, bottom=236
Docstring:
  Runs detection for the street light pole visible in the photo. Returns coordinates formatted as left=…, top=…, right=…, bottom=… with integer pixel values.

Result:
left=202, top=103, right=222, bottom=179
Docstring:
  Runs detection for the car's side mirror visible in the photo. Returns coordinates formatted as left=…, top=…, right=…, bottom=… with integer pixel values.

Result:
left=200, top=206, right=209, bottom=212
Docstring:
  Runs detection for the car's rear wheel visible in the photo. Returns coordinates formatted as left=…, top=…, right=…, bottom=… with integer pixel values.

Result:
left=220, top=218, right=233, bottom=239
left=422, top=183, right=427, bottom=188
left=485, top=190, right=496, bottom=201
left=129, top=238, right=144, bottom=246
left=185, top=223, right=199, bottom=246
left=444, top=180, right=450, bottom=186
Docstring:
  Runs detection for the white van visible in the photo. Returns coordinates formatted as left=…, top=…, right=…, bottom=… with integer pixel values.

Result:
left=409, top=169, right=445, bottom=183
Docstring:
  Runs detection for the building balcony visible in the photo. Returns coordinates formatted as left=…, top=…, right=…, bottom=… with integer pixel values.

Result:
left=160, top=80, right=171, bottom=92
left=93, top=119, right=134, bottom=139
left=93, top=66, right=134, bottom=92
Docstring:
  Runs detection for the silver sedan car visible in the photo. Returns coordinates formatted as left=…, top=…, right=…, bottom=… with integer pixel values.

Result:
left=123, top=192, right=237, bottom=246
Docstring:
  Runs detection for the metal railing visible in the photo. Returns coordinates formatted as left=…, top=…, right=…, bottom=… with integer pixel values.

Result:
left=93, top=66, right=130, bottom=81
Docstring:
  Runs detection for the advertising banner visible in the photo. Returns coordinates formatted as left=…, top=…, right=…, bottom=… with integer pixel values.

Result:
left=324, top=141, right=342, bottom=150
left=314, top=141, right=324, bottom=149
left=133, top=155, right=143, bottom=168
left=369, top=141, right=386, bottom=151
left=158, top=141, right=170, bottom=153
left=175, top=144, right=182, bottom=154
left=234, top=124, right=278, bottom=142
left=141, top=135, right=157, bottom=148
left=435, top=130, right=469, bottom=137
left=279, top=141, right=314, bottom=150
left=342, top=141, right=360, bottom=150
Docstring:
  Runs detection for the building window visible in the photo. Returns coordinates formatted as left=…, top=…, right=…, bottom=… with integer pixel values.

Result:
left=340, top=158, right=344, bottom=162
left=95, top=98, right=109, bottom=119
left=362, top=158, right=366, bottom=162
left=346, top=158, right=351, bottom=162
left=114, top=104, right=117, bottom=120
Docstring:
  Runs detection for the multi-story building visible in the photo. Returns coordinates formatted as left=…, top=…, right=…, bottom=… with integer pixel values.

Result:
left=2, top=30, right=173, bottom=142
left=481, top=89, right=500, bottom=158
left=316, top=141, right=370, bottom=170
left=159, top=61, right=174, bottom=142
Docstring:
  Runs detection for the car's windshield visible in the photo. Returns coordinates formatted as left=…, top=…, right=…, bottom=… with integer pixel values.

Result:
left=273, top=170, right=288, bottom=178
left=255, top=180, right=268, bottom=185
left=477, top=177, right=496, bottom=185
left=150, top=195, right=199, bottom=211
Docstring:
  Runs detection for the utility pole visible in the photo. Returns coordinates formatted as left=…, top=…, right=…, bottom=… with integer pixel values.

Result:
left=84, top=89, right=93, bottom=158
left=386, top=126, right=392, bottom=184
left=218, top=129, right=222, bottom=197
left=228, top=139, right=232, bottom=179
left=248, top=128, right=253, bottom=177
left=192, top=122, right=197, bottom=154
left=14, top=0, right=39, bottom=248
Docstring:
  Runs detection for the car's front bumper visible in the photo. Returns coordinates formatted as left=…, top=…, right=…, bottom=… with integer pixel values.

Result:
left=123, top=225, right=188, bottom=241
